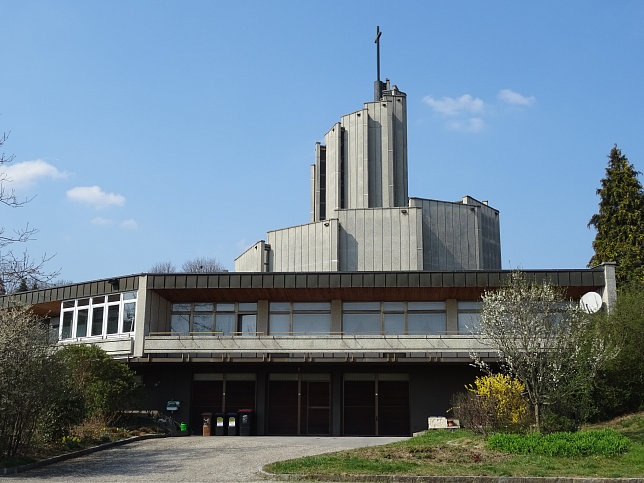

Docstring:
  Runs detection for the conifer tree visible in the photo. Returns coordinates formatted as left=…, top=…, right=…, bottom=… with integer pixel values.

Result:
left=588, top=145, right=644, bottom=286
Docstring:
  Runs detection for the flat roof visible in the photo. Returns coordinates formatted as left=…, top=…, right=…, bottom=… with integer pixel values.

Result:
left=1, top=268, right=606, bottom=315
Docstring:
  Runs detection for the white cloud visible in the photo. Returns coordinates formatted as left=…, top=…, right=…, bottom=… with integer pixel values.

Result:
left=66, top=186, right=126, bottom=208
left=3, top=159, right=67, bottom=187
left=446, top=117, right=485, bottom=133
left=498, top=89, right=536, bottom=106
left=91, top=217, right=114, bottom=226
left=422, top=94, right=484, bottom=116
left=120, top=219, right=138, bottom=230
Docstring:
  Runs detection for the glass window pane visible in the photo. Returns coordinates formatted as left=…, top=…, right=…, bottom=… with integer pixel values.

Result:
left=292, top=302, right=330, bottom=311
left=269, top=314, right=290, bottom=334
left=458, top=313, right=481, bottom=334
left=62, top=300, right=74, bottom=309
left=107, top=305, right=119, bottom=334
left=216, top=303, right=235, bottom=312
left=270, top=302, right=290, bottom=311
left=92, top=296, right=105, bottom=304
left=408, top=313, right=446, bottom=334
left=293, top=313, right=331, bottom=334
left=76, top=309, right=89, bottom=337
left=343, top=313, right=380, bottom=333
left=77, top=298, right=90, bottom=307
left=458, top=301, right=482, bottom=310
left=383, top=302, right=404, bottom=312
left=61, top=312, right=73, bottom=339
left=122, top=302, right=136, bottom=332
left=193, top=314, right=213, bottom=333
left=239, top=314, right=256, bottom=334
left=171, top=314, right=190, bottom=335
left=215, top=313, right=235, bottom=335
left=108, top=294, right=120, bottom=303
left=123, top=291, right=137, bottom=301
left=343, top=302, right=379, bottom=311
left=408, top=302, right=445, bottom=311
left=238, top=303, right=257, bottom=312
left=384, top=313, right=404, bottom=334
left=172, top=303, right=191, bottom=312
left=194, top=303, right=213, bottom=312
left=91, top=306, right=104, bottom=336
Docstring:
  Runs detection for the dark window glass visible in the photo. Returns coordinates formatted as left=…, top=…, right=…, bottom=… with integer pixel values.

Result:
left=123, top=302, right=136, bottom=332
left=76, top=309, right=88, bottom=337
left=91, top=306, right=104, bottom=336
left=107, top=305, right=119, bottom=334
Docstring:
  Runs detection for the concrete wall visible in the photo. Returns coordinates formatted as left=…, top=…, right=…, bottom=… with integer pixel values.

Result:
left=267, top=219, right=339, bottom=272
left=337, top=207, right=423, bottom=271
left=410, top=197, right=501, bottom=271
left=235, top=241, right=267, bottom=272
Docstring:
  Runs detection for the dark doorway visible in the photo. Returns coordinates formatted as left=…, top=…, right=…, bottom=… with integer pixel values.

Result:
left=343, top=374, right=409, bottom=436
left=267, top=374, right=330, bottom=435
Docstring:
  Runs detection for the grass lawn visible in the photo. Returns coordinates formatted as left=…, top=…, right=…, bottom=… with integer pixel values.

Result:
left=265, top=412, right=644, bottom=479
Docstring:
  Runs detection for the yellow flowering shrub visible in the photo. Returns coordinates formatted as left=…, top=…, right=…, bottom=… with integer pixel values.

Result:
left=466, top=374, right=530, bottom=426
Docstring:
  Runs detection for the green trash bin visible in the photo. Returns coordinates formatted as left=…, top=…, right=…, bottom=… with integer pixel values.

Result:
left=180, top=422, right=188, bottom=432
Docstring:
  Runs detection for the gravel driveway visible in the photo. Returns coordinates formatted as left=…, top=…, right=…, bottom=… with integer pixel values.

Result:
left=6, top=436, right=407, bottom=482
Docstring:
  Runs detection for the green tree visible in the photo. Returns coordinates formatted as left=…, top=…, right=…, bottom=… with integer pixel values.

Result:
left=588, top=145, right=644, bottom=287
left=591, top=284, right=644, bottom=419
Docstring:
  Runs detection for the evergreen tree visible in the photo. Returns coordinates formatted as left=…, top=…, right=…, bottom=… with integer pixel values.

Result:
left=588, top=145, right=644, bottom=286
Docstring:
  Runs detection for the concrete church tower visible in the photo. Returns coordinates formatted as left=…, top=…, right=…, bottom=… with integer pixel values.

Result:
left=236, top=28, right=501, bottom=273
left=311, top=78, right=408, bottom=221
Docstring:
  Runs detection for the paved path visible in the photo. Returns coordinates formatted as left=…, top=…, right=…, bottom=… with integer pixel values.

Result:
left=6, top=436, right=407, bottom=482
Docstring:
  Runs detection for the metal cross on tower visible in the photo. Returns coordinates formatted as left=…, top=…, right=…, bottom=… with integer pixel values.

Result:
left=375, top=25, right=382, bottom=82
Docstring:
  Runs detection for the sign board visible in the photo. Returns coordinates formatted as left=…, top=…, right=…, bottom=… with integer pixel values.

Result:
left=166, top=400, right=181, bottom=411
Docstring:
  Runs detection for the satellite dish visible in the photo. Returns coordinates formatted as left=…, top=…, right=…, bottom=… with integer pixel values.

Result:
left=580, top=292, right=602, bottom=314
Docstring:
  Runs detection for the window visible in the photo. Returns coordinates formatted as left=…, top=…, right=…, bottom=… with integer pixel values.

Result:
left=170, top=302, right=257, bottom=336
left=59, top=291, right=137, bottom=340
left=342, top=301, right=446, bottom=335
left=458, top=301, right=481, bottom=334
left=407, top=302, right=446, bottom=334
left=269, top=302, right=331, bottom=335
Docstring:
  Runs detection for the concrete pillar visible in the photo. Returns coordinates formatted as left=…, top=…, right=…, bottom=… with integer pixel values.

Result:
left=133, top=275, right=148, bottom=358
left=331, top=369, right=343, bottom=436
left=445, top=299, right=458, bottom=334
left=257, top=300, right=269, bottom=335
left=601, top=262, right=617, bottom=313
left=330, top=299, right=342, bottom=333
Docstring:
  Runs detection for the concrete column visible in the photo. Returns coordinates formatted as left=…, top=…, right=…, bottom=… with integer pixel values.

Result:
left=445, top=299, right=458, bottom=334
left=255, top=368, right=267, bottom=435
left=601, top=262, right=617, bottom=313
left=133, top=275, right=148, bottom=358
left=256, top=300, right=269, bottom=335
left=330, top=299, right=342, bottom=333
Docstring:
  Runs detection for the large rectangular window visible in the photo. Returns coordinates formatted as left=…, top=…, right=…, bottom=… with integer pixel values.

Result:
left=59, top=291, right=137, bottom=341
left=170, top=302, right=257, bottom=336
left=269, top=302, right=331, bottom=335
left=342, top=301, right=446, bottom=335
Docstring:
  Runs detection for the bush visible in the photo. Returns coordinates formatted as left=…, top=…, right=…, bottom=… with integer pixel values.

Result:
left=487, top=428, right=631, bottom=457
left=56, top=344, right=138, bottom=424
left=450, top=374, right=531, bottom=435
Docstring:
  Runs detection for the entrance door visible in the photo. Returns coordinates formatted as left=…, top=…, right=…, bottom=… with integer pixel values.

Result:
left=343, top=374, right=409, bottom=435
left=267, top=373, right=330, bottom=435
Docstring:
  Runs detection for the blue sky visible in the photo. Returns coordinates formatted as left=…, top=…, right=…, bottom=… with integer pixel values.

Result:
left=1, top=0, right=643, bottom=283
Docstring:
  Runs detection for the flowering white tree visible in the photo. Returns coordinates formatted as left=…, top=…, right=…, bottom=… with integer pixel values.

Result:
left=473, top=271, right=610, bottom=430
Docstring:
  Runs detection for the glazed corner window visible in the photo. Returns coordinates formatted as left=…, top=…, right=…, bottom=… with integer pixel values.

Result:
left=457, top=301, right=481, bottom=334
left=170, top=302, right=257, bottom=336
left=58, top=291, right=137, bottom=340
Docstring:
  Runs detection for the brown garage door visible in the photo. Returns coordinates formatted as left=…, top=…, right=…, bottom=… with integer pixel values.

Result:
left=268, top=374, right=330, bottom=435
